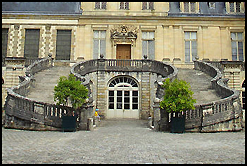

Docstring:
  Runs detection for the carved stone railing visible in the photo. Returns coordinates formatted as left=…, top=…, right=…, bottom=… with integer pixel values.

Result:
left=71, top=58, right=178, bottom=120
left=154, top=60, right=243, bottom=132
left=71, top=58, right=177, bottom=79
left=4, top=56, right=94, bottom=131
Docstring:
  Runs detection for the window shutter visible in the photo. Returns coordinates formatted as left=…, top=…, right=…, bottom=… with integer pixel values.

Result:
left=56, top=30, right=71, bottom=60
left=24, top=29, right=40, bottom=59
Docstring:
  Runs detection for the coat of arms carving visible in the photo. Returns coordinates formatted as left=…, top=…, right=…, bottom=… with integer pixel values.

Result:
left=110, top=25, right=138, bottom=46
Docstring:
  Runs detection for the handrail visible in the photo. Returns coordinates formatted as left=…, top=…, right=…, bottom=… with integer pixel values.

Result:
left=71, top=58, right=178, bottom=81
left=4, top=56, right=94, bottom=130
left=180, top=61, right=241, bottom=131
left=153, top=60, right=242, bottom=132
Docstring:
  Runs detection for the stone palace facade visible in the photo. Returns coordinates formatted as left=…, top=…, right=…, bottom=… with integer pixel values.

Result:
left=2, top=2, right=245, bottom=120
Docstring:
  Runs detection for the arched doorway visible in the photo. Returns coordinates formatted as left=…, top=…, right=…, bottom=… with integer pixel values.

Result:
left=107, top=76, right=139, bottom=119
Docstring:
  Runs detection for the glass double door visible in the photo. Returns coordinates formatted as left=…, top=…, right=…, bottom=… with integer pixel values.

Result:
left=108, top=88, right=139, bottom=119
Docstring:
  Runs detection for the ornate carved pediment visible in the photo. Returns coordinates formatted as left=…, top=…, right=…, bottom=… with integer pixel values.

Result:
left=110, top=25, right=138, bottom=46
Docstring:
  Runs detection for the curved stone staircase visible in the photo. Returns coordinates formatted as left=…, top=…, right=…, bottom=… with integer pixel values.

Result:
left=177, top=68, right=222, bottom=105
left=26, top=66, right=71, bottom=104
left=26, top=66, right=221, bottom=106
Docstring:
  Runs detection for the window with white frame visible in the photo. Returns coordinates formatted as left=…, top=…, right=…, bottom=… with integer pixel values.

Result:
left=185, top=2, right=195, bottom=12
left=142, top=31, right=155, bottom=60
left=229, top=2, right=241, bottom=13
left=142, top=2, right=154, bottom=10
left=95, top=2, right=107, bottom=10
left=180, top=2, right=198, bottom=13
left=93, top=30, right=106, bottom=59
left=184, top=32, right=197, bottom=62
left=231, top=32, right=244, bottom=61
left=120, top=2, right=129, bottom=10
left=226, top=2, right=245, bottom=13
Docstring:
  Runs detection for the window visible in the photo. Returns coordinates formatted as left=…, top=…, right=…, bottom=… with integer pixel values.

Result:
left=24, top=29, right=40, bottom=59
left=228, top=2, right=243, bottom=13
left=185, top=2, right=195, bottom=12
left=208, top=2, right=216, bottom=9
left=180, top=2, right=198, bottom=13
left=142, top=31, right=155, bottom=60
left=230, top=2, right=235, bottom=12
left=108, top=76, right=138, bottom=110
left=142, top=2, right=154, bottom=10
left=184, top=32, right=197, bottom=62
left=2, top=28, right=8, bottom=65
left=120, top=2, right=129, bottom=10
left=236, top=2, right=241, bottom=12
left=93, top=30, right=106, bottom=59
left=56, top=30, right=71, bottom=60
left=231, top=32, right=244, bottom=61
left=95, top=2, right=107, bottom=10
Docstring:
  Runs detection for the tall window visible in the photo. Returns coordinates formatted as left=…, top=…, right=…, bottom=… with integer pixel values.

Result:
left=231, top=32, right=244, bottom=61
left=184, top=32, right=197, bottom=62
left=120, top=2, right=129, bottom=10
left=142, top=31, right=155, bottom=60
left=24, top=29, right=40, bottom=59
left=2, top=28, right=8, bottom=65
left=95, top=2, right=107, bottom=10
left=56, top=30, right=71, bottom=60
left=93, top=30, right=106, bottom=59
left=142, top=2, right=154, bottom=10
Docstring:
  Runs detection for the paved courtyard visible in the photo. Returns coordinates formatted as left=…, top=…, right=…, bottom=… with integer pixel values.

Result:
left=2, top=119, right=245, bottom=164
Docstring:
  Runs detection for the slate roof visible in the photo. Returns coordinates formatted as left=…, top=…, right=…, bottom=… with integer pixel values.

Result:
left=2, top=2, right=82, bottom=15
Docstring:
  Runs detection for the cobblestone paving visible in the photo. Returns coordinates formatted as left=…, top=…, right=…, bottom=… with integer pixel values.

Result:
left=2, top=119, right=245, bottom=164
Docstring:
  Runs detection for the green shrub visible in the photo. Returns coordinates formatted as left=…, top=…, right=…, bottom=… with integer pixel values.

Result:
left=54, top=74, right=88, bottom=110
left=160, top=78, right=196, bottom=113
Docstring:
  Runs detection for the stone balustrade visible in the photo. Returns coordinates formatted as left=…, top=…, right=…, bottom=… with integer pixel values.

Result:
left=154, top=60, right=243, bottom=132
left=71, top=58, right=178, bottom=119
left=71, top=58, right=177, bottom=78
left=4, top=57, right=94, bottom=131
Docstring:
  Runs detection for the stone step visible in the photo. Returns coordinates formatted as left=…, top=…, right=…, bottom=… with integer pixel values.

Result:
left=26, top=66, right=71, bottom=104
left=177, top=68, right=222, bottom=105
